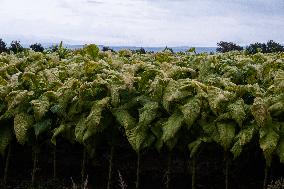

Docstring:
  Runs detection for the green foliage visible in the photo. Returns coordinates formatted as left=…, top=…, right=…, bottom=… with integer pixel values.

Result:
left=0, top=38, right=8, bottom=53
left=259, top=126, right=279, bottom=166
left=57, top=41, right=69, bottom=59
left=102, top=46, right=115, bottom=52
left=216, top=41, right=243, bottom=53
left=231, top=124, right=256, bottom=158
left=9, top=40, right=24, bottom=54
left=162, top=111, right=184, bottom=150
left=14, top=113, right=34, bottom=145
left=30, top=43, right=44, bottom=52
left=246, top=40, right=284, bottom=54
left=0, top=44, right=283, bottom=171
left=84, top=44, right=100, bottom=60
left=215, top=122, right=236, bottom=151
left=0, top=125, right=12, bottom=156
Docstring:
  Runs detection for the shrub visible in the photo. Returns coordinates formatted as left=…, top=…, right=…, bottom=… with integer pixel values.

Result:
left=246, top=40, right=284, bottom=54
left=30, top=43, right=44, bottom=52
left=216, top=41, right=243, bottom=53
left=84, top=44, right=100, bottom=60
left=9, top=40, right=24, bottom=54
left=0, top=39, right=8, bottom=53
left=133, top=47, right=146, bottom=54
left=266, top=40, right=284, bottom=53
left=102, top=46, right=115, bottom=52
left=163, top=46, right=174, bottom=53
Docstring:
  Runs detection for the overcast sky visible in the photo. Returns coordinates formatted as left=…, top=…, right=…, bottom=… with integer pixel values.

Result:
left=0, top=0, right=283, bottom=46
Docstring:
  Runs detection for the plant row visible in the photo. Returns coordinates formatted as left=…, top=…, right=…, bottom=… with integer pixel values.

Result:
left=0, top=46, right=283, bottom=188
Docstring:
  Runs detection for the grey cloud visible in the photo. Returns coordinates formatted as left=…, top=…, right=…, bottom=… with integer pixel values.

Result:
left=0, top=0, right=283, bottom=46
left=86, top=0, right=104, bottom=4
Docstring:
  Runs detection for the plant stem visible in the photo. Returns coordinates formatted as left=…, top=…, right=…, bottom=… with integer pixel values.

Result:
left=53, top=146, right=57, bottom=180
left=31, top=147, right=38, bottom=186
left=225, top=158, right=229, bottom=189
left=166, top=152, right=172, bottom=189
left=263, top=164, right=269, bottom=189
left=3, top=144, right=11, bottom=188
left=81, top=148, right=87, bottom=184
left=107, top=146, right=114, bottom=189
left=136, top=151, right=141, bottom=189
left=225, top=153, right=230, bottom=189
left=191, top=156, right=196, bottom=189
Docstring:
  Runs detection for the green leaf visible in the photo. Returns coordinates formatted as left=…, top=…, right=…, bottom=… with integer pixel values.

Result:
left=162, top=80, right=193, bottom=112
left=14, top=113, right=34, bottom=145
left=230, top=124, right=255, bottom=158
left=215, top=122, right=236, bottom=151
left=180, top=97, right=201, bottom=128
left=0, top=125, right=12, bottom=156
left=82, top=97, right=110, bottom=141
left=259, top=127, right=279, bottom=166
left=84, top=44, right=99, bottom=60
left=30, top=96, right=50, bottom=120
left=112, top=109, right=136, bottom=130
left=6, top=90, right=34, bottom=110
left=126, top=125, right=155, bottom=152
left=207, top=87, right=233, bottom=115
left=228, top=99, right=246, bottom=127
left=138, top=101, right=159, bottom=126
left=251, top=97, right=269, bottom=127
left=188, top=137, right=211, bottom=158
left=162, top=111, right=184, bottom=150
left=277, top=137, right=284, bottom=163
left=52, top=123, right=75, bottom=145
left=151, top=119, right=165, bottom=151
left=34, top=119, right=52, bottom=137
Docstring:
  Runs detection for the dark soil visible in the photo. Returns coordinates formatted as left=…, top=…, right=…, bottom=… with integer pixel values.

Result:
left=0, top=138, right=283, bottom=189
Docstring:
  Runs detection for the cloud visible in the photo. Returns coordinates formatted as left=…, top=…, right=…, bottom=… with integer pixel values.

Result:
left=86, top=0, right=104, bottom=4
left=0, top=0, right=283, bottom=46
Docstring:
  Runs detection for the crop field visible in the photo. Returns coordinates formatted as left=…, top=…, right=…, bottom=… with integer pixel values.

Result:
left=0, top=45, right=283, bottom=189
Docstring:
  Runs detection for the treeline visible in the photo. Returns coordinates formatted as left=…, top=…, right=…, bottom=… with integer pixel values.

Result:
left=1, top=38, right=284, bottom=55
left=216, top=40, right=284, bottom=54
left=0, top=39, right=45, bottom=53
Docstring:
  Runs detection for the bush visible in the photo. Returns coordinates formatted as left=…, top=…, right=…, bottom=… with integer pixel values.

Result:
left=9, top=40, right=24, bottom=54
left=133, top=47, right=146, bottom=54
left=163, top=46, right=174, bottom=53
left=245, top=42, right=266, bottom=54
left=266, top=40, right=284, bottom=53
left=30, top=43, right=44, bottom=52
left=118, top=49, right=132, bottom=58
left=102, top=46, right=115, bottom=52
left=0, top=39, right=8, bottom=53
left=216, top=41, right=243, bottom=53
left=246, top=40, right=284, bottom=54
left=84, top=44, right=100, bottom=60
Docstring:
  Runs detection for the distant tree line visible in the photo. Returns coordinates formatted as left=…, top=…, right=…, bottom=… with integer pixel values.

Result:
left=0, top=39, right=45, bottom=54
left=1, top=38, right=283, bottom=55
left=216, top=40, right=284, bottom=54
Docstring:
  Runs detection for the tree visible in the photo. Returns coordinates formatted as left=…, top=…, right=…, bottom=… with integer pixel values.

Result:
left=216, top=41, right=243, bottom=53
left=246, top=42, right=267, bottom=54
left=9, top=40, right=24, bottom=54
left=246, top=40, right=284, bottom=54
left=30, top=43, right=44, bottom=52
left=266, top=40, right=284, bottom=53
left=134, top=48, right=146, bottom=54
left=102, top=46, right=115, bottom=52
left=0, top=39, right=8, bottom=53
left=163, top=46, right=174, bottom=53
